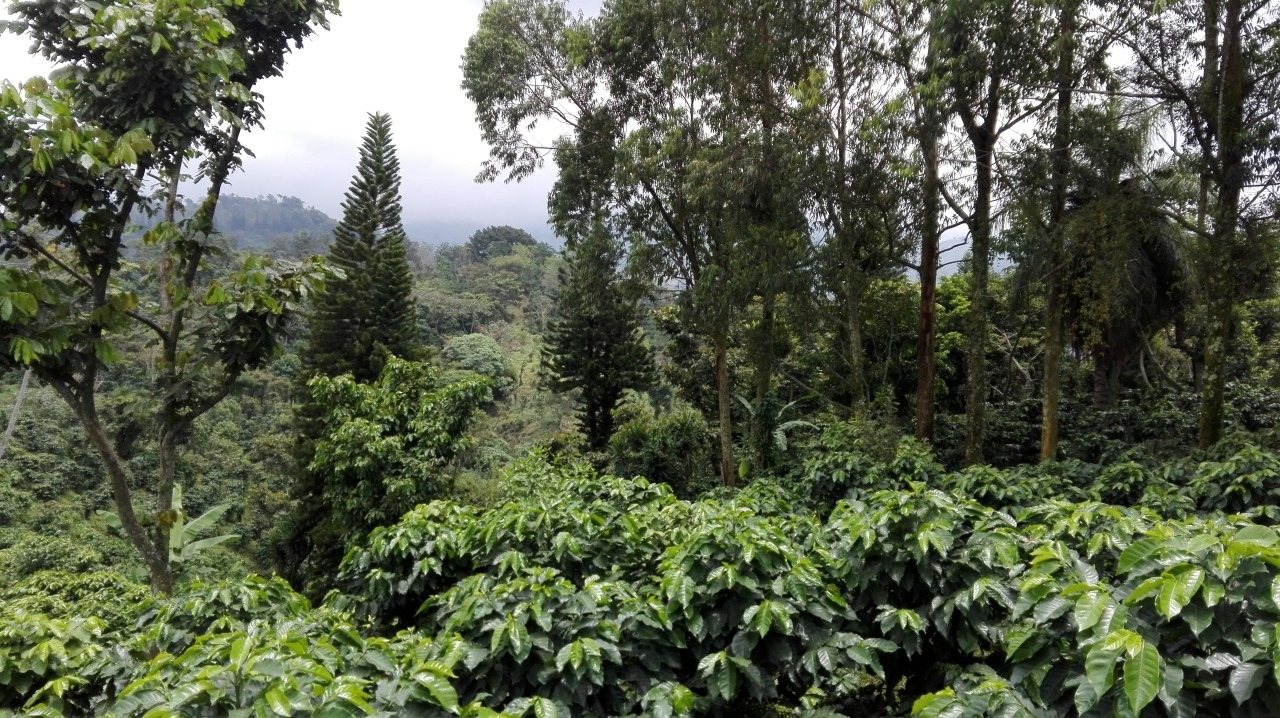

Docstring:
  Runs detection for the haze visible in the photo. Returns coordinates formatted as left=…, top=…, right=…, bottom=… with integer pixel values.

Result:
left=0, top=1, right=602, bottom=246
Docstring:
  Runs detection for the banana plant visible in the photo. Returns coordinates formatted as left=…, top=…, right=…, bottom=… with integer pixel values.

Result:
left=166, top=484, right=239, bottom=565
left=734, top=394, right=819, bottom=453
left=98, top=484, right=238, bottom=575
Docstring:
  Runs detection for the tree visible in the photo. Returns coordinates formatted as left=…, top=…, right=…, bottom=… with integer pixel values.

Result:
left=464, top=0, right=820, bottom=486
left=940, top=0, right=1052, bottom=465
left=1121, top=0, right=1280, bottom=447
left=283, top=113, right=420, bottom=587
left=466, top=225, right=538, bottom=262
left=302, top=112, right=419, bottom=384
left=301, top=359, right=489, bottom=595
left=875, top=0, right=953, bottom=441
left=1038, top=0, right=1079, bottom=460
left=0, top=0, right=334, bottom=593
left=543, top=226, right=654, bottom=450
left=442, top=333, right=515, bottom=399
left=808, top=0, right=924, bottom=415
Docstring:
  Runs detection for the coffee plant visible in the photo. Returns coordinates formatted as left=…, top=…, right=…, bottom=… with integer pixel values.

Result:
left=5, top=442, right=1280, bottom=716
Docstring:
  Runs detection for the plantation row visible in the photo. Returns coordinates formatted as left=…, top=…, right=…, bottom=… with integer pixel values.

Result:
left=5, top=441, right=1280, bottom=716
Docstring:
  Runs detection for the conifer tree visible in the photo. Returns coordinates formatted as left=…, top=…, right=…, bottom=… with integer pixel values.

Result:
left=543, top=226, right=654, bottom=451
left=303, top=112, right=418, bottom=383
left=280, top=112, right=419, bottom=589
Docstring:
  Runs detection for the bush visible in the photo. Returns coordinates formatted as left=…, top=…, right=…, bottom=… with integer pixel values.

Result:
left=798, top=433, right=942, bottom=510
left=0, top=534, right=103, bottom=581
left=610, top=405, right=718, bottom=498
left=0, top=571, right=147, bottom=631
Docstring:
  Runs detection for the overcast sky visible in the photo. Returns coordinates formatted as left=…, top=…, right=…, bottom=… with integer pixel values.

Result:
left=0, top=1, right=601, bottom=245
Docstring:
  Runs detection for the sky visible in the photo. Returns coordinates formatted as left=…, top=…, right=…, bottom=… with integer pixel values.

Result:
left=0, top=1, right=602, bottom=246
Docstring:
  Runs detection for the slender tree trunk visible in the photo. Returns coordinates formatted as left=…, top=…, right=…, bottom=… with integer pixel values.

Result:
left=963, top=127, right=996, bottom=466
left=0, top=368, right=32, bottom=461
left=847, top=264, right=867, bottom=409
left=715, top=328, right=735, bottom=487
left=1196, top=0, right=1221, bottom=233
left=159, top=154, right=183, bottom=314
left=1041, top=1, right=1077, bottom=461
left=1092, top=346, right=1112, bottom=407
left=1199, top=0, right=1246, bottom=448
left=751, top=295, right=776, bottom=473
left=51, top=380, right=172, bottom=593
left=156, top=428, right=179, bottom=581
left=915, top=54, right=943, bottom=441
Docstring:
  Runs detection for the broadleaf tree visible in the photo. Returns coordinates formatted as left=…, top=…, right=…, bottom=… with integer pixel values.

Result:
left=465, top=0, right=820, bottom=486
left=1119, top=0, right=1280, bottom=447
left=0, top=0, right=335, bottom=593
left=302, top=358, right=490, bottom=592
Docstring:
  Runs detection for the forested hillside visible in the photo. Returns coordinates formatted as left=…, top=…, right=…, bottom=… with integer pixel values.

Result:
left=2, top=0, right=1280, bottom=716
left=130, top=194, right=337, bottom=251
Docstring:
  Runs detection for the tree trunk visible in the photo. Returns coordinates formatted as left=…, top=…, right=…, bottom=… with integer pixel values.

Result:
left=963, top=127, right=996, bottom=466
left=715, top=329, right=735, bottom=487
left=1041, top=0, right=1077, bottom=462
left=750, top=296, right=776, bottom=474
left=53, top=380, right=172, bottom=593
left=847, top=264, right=868, bottom=409
left=914, top=44, right=943, bottom=442
left=1199, top=0, right=1246, bottom=448
left=0, top=368, right=32, bottom=461
left=156, top=428, right=179, bottom=584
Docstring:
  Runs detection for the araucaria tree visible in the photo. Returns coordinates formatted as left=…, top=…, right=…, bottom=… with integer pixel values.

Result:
left=302, top=112, right=418, bottom=383
left=285, top=112, right=420, bottom=588
left=0, top=0, right=335, bottom=593
left=543, top=226, right=654, bottom=450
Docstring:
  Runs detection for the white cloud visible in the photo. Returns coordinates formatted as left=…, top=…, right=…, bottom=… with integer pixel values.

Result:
left=1, top=0, right=595, bottom=244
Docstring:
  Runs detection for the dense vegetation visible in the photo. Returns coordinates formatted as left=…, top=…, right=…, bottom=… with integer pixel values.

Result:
left=5, top=441, right=1280, bottom=716
left=2, top=0, right=1280, bottom=716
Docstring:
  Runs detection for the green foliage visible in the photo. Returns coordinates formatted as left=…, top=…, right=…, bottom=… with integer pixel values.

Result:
left=301, top=358, right=490, bottom=589
left=0, top=571, right=147, bottom=633
left=443, top=334, right=514, bottom=398
left=0, top=610, right=106, bottom=714
left=797, top=428, right=943, bottom=510
left=4, top=445, right=1280, bottom=716
left=302, top=112, right=419, bottom=385
left=1, top=0, right=338, bottom=592
left=467, top=226, right=540, bottom=262
left=928, top=514, right=1280, bottom=716
left=542, top=227, right=654, bottom=450
left=1185, top=440, right=1280, bottom=518
left=2, top=576, right=496, bottom=717
left=0, top=535, right=104, bottom=580
left=609, top=401, right=719, bottom=499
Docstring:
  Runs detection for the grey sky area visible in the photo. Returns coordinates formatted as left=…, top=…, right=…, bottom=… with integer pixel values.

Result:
left=1, top=1, right=604, bottom=247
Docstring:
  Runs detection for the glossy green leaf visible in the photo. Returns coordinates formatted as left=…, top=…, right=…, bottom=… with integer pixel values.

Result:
left=1123, top=642, right=1162, bottom=714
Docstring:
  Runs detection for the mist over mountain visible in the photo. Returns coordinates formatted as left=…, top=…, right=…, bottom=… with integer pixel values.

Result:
left=403, top=219, right=558, bottom=248
left=134, top=194, right=559, bottom=251
left=214, top=195, right=337, bottom=246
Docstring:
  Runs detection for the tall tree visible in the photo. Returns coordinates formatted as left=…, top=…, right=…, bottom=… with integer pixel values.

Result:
left=302, top=112, right=418, bottom=384
left=941, top=0, right=1051, bottom=464
left=542, top=225, right=654, bottom=451
left=283, top=112, right=419, bottom=586
left=465, top=0, right=819, bottom=486
left=874, top=0, right=953, bottom=439
left=808, top=0, right=918, bottom=413
left=1121, top=0, right=1279, bottom=447
left=0, top=0, right=335, bottom=593
left=1039, top=0, right=1079, bottom=460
